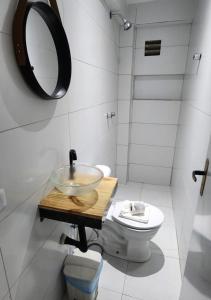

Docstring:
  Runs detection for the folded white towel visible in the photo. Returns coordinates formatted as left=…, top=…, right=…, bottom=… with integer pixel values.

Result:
left=119, top=200, right=150, bottom=223
left=131, top=201, right=146, bottom=215
left=119, top=206, right=150, bottom=224
left=120, top=200, right=146, bottom=215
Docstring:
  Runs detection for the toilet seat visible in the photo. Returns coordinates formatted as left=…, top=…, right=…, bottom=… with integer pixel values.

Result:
left=112, top=202, right=164, bottom=230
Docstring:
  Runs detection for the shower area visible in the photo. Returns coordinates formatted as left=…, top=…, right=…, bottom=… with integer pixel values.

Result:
left=116, top=1, right=194, bottom=186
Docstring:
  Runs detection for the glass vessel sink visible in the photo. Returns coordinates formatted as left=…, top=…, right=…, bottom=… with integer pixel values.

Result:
left=50, top=164, right=104, bottom=196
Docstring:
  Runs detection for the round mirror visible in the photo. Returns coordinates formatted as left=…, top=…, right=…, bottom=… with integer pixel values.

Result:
left=26, top=9, right=59, bottom=96
left=13, top=1, right=72, bottom=100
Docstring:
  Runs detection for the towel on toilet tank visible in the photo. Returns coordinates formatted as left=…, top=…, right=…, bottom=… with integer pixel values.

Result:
left=119, top=200, right=150, bottom=223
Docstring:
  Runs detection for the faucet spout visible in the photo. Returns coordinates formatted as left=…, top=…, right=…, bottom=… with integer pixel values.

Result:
left=69, top=149, right=77, bottom=179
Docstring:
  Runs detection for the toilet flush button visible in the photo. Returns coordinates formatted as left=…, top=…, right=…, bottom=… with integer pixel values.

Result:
left=0, top=189, right=7, bottom=212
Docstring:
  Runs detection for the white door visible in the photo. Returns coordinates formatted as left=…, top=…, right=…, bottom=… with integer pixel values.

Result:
left=180, top=139, right=211, bottom=299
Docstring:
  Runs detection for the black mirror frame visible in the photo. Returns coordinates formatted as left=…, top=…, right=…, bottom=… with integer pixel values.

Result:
left=13, top=0, right=72, bottom=100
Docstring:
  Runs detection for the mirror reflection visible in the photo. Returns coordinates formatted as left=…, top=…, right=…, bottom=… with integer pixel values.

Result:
left=26, top=9, right=59, bottom=95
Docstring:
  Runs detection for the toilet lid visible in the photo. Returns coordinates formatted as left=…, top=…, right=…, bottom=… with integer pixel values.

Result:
left=112, top=202, right=164, bottom=230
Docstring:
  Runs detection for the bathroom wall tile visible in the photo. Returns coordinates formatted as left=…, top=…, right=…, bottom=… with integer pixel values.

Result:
left=116, top=165, right=128, bottom=184
left=69, top=102, right=117, bottom=175
left=130, top=123, right=177, bottom=147
left=117, top=145, right=128, bottom=165
left=78, top=0, right=120, bottom=44
left=0, top=34, right=69, bottom=133
left=10, top=225, right=68, bottom=300
left=97, top=288, right=122, bottom=300
left=0, top=188, right=57, bottom=288
left=99, top=254, right=127, bottom=294
left=120, top=26, right=134, bottom=47
left=141, top=186, right=172, bottom=208
left=132, top=100, right=180, bottom=125
left=0, top=250, right=9, bottom=300
left=129, top=164, right=171, bottom=185
left=118, top=101, right=130, bottom=124
left=119, top=47, right=133, bottom=75
left=136, top=0, right=195, bottom=25
left=129, top=144, right=174, bottom=168
left=134, top=75, right=183, bottom=100
left=118, top=75, right=132, bottom=100
left=69, top=59, right=118, bottom=113
left=134, top=46, right=189, bottom=75
left=0, top=0, right=17, bottom=34
left=124, top=254, right=181, bottom=300
left=113, top=182, right=142, bottom=202
left=117, top=124, right=129, bottom=145
left=122, top=296, right=140, bottom=300
left=136, top=23, right=191, bottom=48
left=63, top=0, right=118, bottom=73
left=0, top=115, right=69, bottom=223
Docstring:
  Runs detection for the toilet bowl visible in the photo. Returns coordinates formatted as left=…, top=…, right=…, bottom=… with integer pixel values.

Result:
left=98, top=202, right=164, bottom=262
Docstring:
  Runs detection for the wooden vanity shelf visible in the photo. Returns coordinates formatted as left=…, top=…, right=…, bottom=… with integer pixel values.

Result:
left=38, top=177, right=118, bottom=230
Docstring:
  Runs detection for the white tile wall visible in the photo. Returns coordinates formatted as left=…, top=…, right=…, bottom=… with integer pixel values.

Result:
left=132, top=100, right=180, bottom=124
left=117, top=24, right=135, bottom=182
left=119, top=47, right=133, bottom=75
left=136, top=0, right=196, bottom=25
left=118, top=123, right=130, bottom=145
left=0, top=115, right=69, bottom=222
left=130, top=123, right=177, bottom=147
left=136, top=23, right=191, bottom=48
left=118, top=101, right=130, bottom=123
left=129, top=164, right=171, bottom=185
left=171, top=0, right=211, bottom=280
left=129, top=144, right=174, bottom=167
left=119, top=26, right=134, bottom=47
left=128, top=12, right=192, bottom=185
left=117, top=145, right=128, bottom=165
left=118, top=75, right=132, bottom=100
left=0, top=0, right=119, bottom=299
left=134, top=75, right=184, bottom=100
left=134, top=46, right=189, bottom=76
left=116, top=165, right=128, bottom=183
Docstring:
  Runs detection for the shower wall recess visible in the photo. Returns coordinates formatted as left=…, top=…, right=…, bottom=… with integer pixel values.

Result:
left=116, top=0, right=195, bottom=185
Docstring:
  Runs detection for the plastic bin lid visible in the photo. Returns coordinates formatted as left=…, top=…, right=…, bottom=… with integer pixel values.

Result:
left=63, top=250, right=103, bottom=294
left=64, top=249, right=102, bottom=271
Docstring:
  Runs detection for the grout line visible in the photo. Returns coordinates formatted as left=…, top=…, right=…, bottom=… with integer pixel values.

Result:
left=72, top=57, right=118, bottom=76
left=9, top=223, right=60, bottom=293
left=69, top=100, right=117, bottom=114
left=135, top=44, right=189, bottom=50
left=0, top=112, right=68, bottom=134
left=122, top=259, right=129, bottom=297
left=132, top=98, right=182, bottom=102
left=135, top=19, right=192, bottom=27
left=127, top=163, right=172, bottom=169
left=129, top=143, right=175, bottom=149
left=0, top=248, right=12, bottom=300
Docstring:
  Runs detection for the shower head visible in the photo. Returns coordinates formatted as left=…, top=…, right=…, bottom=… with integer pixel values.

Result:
left=110, top=11, right=132, bottom=31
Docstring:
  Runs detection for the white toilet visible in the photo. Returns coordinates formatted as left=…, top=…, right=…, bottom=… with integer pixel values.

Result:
left=95, top=164, right=164, bottom=262
left=97, top=202, right=164, bottom=262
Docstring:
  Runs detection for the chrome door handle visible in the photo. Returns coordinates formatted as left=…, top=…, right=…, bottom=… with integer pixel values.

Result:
left=192, top=159, right=209, bottom=196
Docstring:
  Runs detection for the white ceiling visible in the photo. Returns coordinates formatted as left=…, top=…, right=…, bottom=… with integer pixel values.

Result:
left=126, top=0, right=159, bottom=4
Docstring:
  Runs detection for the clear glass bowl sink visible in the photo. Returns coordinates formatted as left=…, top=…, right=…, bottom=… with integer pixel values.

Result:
left=50, top=164, right=104, bottom=196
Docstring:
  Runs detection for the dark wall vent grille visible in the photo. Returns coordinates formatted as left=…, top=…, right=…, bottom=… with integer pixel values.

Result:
left=145, top=40, right=161, bottom=56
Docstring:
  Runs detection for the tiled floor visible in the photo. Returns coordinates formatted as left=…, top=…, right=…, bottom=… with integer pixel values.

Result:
left=97, top=182, right=181, bottom=300
left=63, top=182, right=181, bottom=300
